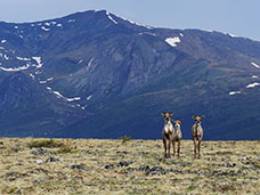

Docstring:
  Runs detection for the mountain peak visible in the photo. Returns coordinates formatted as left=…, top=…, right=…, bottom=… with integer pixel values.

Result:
left=63, top=9, right=153, bottom=29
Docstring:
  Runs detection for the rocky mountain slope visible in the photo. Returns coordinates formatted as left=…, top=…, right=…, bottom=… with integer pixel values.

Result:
left=0, top=10, right=260, bottom=139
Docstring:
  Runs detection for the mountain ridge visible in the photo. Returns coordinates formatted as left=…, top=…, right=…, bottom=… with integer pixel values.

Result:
left=0, top=10, right=259, bottom=139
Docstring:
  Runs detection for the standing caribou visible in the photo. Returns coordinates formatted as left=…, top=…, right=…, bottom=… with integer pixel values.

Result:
left=192, top=115, right=204, bottom=159
left=161, top=112, right=182, bottom=158
left=162, top=112, right=174, bottom=158
left=172, top=120, right=182, bottom=157
left=161, top=112, right=204, bottom=159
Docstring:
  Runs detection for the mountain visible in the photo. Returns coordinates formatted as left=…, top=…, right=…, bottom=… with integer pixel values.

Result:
left=0, top=10, right=259, bottom=140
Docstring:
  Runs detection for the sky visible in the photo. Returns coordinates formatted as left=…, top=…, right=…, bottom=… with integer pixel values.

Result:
left=0, top=0, right=259, bottom=41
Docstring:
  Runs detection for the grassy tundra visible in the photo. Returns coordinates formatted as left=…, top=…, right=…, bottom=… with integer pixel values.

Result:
left=0, top=138, right=259, bottom=194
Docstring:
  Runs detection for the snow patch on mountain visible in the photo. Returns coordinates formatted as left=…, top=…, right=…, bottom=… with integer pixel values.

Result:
left=46, top=87, right=68, bottom=100
left=67, top=97, right=81, bottom=102
left=227, top=33, right=238, bottom=38
left=0, top=56, right=44, bottom=72
left=46, top=77, right=53, bottom=81
left=68, top=19, right=76, bottom=23
left=39, top=81, right=47, bottom=84
left=46, top=86, right=81, bottom=103
left=251, top=62, right=260, bottom=69
left=39, top=77, right=54, bottom=84
left=246, top=82, right=260, bottom=89
left=106, top=11, right=118, bottom=24
left=165, top=37, right=181, bottom=47
left=35, top=70, right=42, bottom=75
left=81, top=106, right=87, bottom=110
left=46, top=87, right=64, bottom=99
left=0, top=64, right=30, bottom=72
left=78, top=59, right=84, bottom=64
left=3, top=54, right=9, bottom=60
left=138, top=32, right=156, bottom=36
left=32, top=57, right=43, bottom=69
left=1, top=40, right=7, bottom=44
left=229, top=91, right=241, bottom=96
left=41, top=26, right=50, bottom=31
left=29, top=73, right=35, bottom=79
left=86, top=95, right=92, bottom=101
left=252, top=75, right=259, bottom=79
left=85, top=58, right=94, bottom=72
left=229, top=80, right=260, bottom=95
left=110, top=12, right=153, bottom=29
left=16, top=56, right=31, bottom=61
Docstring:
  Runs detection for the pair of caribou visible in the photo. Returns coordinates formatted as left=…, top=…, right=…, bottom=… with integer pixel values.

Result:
left=162, top=112, right=204, bottom=159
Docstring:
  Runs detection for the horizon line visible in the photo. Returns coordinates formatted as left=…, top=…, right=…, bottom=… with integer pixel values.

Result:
left=0, top=9, right=258, bottom=42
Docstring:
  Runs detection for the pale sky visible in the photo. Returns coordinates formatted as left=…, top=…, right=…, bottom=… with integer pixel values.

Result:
left=0, top=0, right=259, bottom=41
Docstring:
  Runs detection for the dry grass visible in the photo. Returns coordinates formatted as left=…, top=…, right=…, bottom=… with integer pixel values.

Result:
left=28, top=139, right=64, bottom=148
left=0, top=138, right=259, bottom=194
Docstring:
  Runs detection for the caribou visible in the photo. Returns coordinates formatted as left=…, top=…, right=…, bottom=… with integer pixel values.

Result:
left=161, top=112, right=183, bottom=158
left=192, top=115, right=204, bottom=159
left=172, top=120, right=182, bottom=157
left=161, top=112, right=174, bottom=158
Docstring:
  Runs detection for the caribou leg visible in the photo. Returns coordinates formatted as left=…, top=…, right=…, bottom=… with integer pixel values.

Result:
left=177, top=140, right=181, bottom=157
left=163, top=138, right=167, bottom=158
left=198, top=139, right=202, bottom=159
left=167, top=139, right=171, bottom=158
left=172, top=140, right=176, bottom=156
left=193, top=138, right=197, bottom=159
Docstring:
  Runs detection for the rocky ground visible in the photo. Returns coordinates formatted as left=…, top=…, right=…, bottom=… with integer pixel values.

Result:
left=0, top=138, right=259, bottom=194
